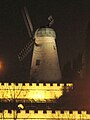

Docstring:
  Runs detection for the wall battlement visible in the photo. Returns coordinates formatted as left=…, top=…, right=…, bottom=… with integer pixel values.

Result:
left=0, top=83, right=73, bottom=102
left=0, top=110, right=90, bottom=119
left=0, top=83, right=72, bottom=87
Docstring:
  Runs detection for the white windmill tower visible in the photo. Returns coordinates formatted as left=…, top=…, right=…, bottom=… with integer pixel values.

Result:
left=18, top=7, right=62, bottom=82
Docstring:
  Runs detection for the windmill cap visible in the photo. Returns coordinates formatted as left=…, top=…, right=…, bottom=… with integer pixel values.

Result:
left=34, top=27, right=56, bottom=38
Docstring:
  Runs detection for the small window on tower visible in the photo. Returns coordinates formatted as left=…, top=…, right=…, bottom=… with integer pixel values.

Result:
left=36, top=59, right=40, bottom=66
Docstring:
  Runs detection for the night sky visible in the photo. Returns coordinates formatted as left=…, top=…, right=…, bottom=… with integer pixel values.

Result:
left=0, top=0, right=90, bottom=82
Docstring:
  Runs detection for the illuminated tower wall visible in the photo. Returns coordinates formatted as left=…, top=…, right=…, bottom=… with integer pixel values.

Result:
left=30, top=28, right=62, bottom=82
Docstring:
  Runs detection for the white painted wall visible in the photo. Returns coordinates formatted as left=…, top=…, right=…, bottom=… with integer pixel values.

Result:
left=30, top=28, right=61, bottom=82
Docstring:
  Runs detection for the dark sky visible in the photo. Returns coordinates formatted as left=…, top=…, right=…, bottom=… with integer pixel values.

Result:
left=0, top=0, right=90, bottom=82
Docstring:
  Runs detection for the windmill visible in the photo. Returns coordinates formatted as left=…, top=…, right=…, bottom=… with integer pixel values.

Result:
left=18, top=7, right=62, bottom=82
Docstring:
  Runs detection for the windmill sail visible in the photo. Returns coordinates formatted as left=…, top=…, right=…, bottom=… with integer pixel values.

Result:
left=48, top=15, right=54, bottom=27
left=18, top=7, right=34, bottom=61
left=24, top=7, right=33, bottom=34
left=21, top=8, right=32, bottom=39
left=18, top=40, right=34, bottom=61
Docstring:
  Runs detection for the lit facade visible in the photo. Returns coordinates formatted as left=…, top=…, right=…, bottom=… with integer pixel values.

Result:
left=0, top=110, right=90, bottom=119
left=30, top=28, right=62, bottom=82
left=0, top=83, right=73, bottom=102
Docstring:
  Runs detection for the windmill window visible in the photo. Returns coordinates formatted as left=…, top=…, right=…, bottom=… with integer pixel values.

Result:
left=36, top=59, right=40, bottom=66
left=53, top=46, right=56, bottom=50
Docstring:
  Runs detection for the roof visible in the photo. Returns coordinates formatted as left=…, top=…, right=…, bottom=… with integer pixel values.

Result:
left=34, top=27, right=56, bottom=38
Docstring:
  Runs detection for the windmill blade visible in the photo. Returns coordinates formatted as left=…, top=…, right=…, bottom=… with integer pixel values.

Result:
left=21, top=8, right=32, bottom=39
left=18, top=7, right=35, bottom=61
left=18, top=41, right=34, bottom=61
left=48, top=15, right=54, bottom=27
left=24, top=7, right=34, bottom=35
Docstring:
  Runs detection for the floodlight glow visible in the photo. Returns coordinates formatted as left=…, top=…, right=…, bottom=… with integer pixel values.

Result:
left=0, top=61, right=3, bottom=70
